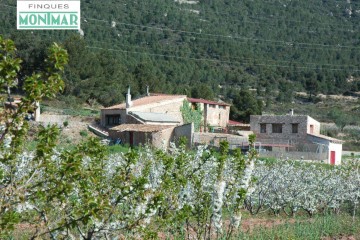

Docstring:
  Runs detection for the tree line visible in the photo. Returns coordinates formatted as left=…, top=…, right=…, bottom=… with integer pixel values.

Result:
left=0, top=0, right=359, bottom=122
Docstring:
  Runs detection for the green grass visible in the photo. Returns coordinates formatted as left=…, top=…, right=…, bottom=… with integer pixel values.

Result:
left=107, top=144, right=132, bottom=154
left=236, top=214, right=360, bottom=240
left=24, top=139, right=76, bottom=151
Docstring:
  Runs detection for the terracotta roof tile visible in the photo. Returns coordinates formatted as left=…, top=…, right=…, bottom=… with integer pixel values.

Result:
left=187, top=97, right=231, bottom=106
left=103, top=94, right=186, bottom=110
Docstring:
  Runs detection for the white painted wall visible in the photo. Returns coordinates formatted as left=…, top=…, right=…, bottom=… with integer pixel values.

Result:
left=328, top=142, right=342, bottom=165
left=307, top=116, right=321, bottom=135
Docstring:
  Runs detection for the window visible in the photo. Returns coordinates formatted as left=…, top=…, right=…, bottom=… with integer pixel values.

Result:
left=272, top=124, right=282, bottom=133
left=106, top=114, right=121, bottom=126
left=219, top=105, right=225, bottom=109
left=209, top=104, right=216, bottom=108
left=292, top=123, right=299, bottom=133
left=260, top=123, right=266, bottom=133
left=191, top=103, right=198, bottom=110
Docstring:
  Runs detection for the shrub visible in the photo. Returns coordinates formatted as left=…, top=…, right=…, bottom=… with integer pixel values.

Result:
left=79, top=129, right=88, bottom=137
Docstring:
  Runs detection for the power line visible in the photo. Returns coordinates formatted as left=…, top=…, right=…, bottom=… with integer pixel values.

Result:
left=1, top=0, right=359, bottom=29
left=83, top=19, right=359, bottom=53
left=1, top=2, right=359, bottom=71
left=84, top=17, right=360, bottom=50
left=86, top=45, right=360, bottom=72
left=85, top=38, right=359, bottom=69
left=82, top=20, right=360, bottom=70
left=126, top=1, right=360, bottom=29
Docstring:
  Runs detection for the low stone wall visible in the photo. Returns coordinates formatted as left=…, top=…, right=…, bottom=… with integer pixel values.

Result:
left=193, top=132, right=248, bottom=147
left=259, top=151, right=328, bottom=161
left=39, top=114, right=70, bottom=125
left=173, top=123, right=194, bottom=148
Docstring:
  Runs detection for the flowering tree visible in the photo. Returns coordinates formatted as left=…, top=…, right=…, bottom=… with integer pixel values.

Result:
left=0, top=35, right=67, bottom=235
left=1, top=35, right=358, bottom=240
left=245, top=159, right=360, bottom=218
left=0, top=36, right=259, bottom=239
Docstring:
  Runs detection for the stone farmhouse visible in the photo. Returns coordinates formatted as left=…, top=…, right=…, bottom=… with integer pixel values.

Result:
left=250, top=110, right=343, bottom=165
left=99, top=88, right=231, bottom=148
left=187, top=98, right=231, bottom=131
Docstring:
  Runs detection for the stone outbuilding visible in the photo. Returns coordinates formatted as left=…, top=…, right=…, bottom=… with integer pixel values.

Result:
left=250, top=111, right=343, bottom=165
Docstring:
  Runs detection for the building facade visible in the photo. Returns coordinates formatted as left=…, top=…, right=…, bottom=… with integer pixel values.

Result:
left=187, top=98, right=230, bottom=130
left=99, top=88, right=231, bottom=148
left=250, top=112, right=343, bottom=165
left=100, top=89, right=231, bottom=130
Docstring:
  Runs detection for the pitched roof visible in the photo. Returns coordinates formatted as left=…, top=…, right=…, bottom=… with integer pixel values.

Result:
left=129, top=111, right=180, bottom=123
left=103, top=94, right=186, bottom=110
left=307, top=133, right=344, bottom=144
left=109, top=124, right=173, bottom=133
left=187, top=97, right=231, bottom=106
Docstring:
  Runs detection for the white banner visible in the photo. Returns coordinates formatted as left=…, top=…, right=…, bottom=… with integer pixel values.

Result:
left=17, top=0, right=80, bottom=30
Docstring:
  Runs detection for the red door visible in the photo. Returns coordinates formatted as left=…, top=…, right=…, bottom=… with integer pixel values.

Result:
left=330, top=151, right=336, bottom=165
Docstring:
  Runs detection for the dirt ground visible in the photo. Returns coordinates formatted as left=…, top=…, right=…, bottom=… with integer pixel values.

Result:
left=322, top=236, right=357, bottom=240
left=37, top=113, right=97, bottom=144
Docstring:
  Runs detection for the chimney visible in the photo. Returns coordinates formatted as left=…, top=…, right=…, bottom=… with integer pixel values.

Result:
left=126, top=86, right=133, bottom=108
left=146, top=85, right=150, bottom=96
left=34, top=101, right=41, bottom=122
left=289, top=109, right=294, bottom=116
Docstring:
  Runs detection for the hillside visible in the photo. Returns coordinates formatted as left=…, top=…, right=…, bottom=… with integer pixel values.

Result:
left=1, top=0, right=360, bottom=116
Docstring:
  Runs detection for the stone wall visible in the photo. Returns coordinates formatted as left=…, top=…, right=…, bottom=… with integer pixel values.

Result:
left=130, top=97, right=186, bottom=124
left=205, top=104, right=230, bottom=128
left=173, top=123, right=194, bottom=148
left=193, top=132, right=248, bottom=147
left=108, top=130, right=127, bottom=142
left=259, top=151, right=328, bottom=161
left=250, top=115, right=320, bottom=142
left=101, top=97, right=186, bottom=127
left=152, top=127, right=176, bottom=149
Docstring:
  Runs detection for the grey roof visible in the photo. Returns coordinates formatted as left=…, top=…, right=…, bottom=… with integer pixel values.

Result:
left=110, top=124, right=172, bottom=132
left=307, top=133, right=344, bottom=144
left=129, top=111, right=180, bottom=123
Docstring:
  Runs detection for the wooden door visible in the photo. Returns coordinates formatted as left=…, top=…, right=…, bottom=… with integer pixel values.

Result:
left=310, top=125, right=314, bottom=134
left=330, top=151, right=336, bottom=165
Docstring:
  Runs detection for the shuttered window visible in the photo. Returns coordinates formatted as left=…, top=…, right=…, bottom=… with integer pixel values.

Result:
left=272, top=124, right=282, bottom=133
